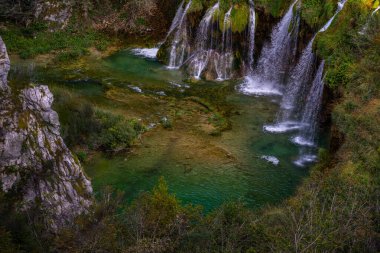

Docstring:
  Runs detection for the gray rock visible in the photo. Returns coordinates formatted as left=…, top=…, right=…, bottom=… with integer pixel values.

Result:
left=35, top=0, right=73, bottom=30
left=0, top=37, right=10, bottom=91
left=0, top=36, right=93, bottom=231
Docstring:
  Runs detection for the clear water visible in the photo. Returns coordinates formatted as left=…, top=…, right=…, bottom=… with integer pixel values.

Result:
left=9, top=50, right=322, bottom=212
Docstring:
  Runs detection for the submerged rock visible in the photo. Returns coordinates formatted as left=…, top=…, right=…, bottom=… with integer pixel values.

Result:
left=0, top=37, right=92, bottom=231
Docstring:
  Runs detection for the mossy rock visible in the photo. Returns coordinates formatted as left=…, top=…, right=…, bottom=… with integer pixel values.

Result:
left=231, top=3, right=250, bottom=33
left=188, top=0, right=205, bottom=13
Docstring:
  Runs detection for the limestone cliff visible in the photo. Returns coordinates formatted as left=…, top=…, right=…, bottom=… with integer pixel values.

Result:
left=0, top=37, right=92, bottom=230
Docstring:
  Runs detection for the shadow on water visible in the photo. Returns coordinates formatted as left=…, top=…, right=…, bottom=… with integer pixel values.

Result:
left=9, top=49, right=326, bottom=212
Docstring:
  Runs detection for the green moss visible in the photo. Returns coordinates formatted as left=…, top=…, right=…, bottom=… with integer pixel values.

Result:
left=18, top=113, right=28, bottom=130
left=188, top=0, right=205, bottom=13
left=301, top=0, right=337, bottom=29
left=0, top=25, right=110, bottom=59
left=256, top=0, right=293, bottom=17
left=231, top=3, right=250, bottom=32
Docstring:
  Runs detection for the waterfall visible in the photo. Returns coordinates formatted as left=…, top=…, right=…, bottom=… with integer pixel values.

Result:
left=254, top=0, right=300, bottom=83
left=247, top=0, right=256, bottom=70
left=241, top=0, right=300, bottom=95
left=276, top=38, right=316, bottom=124
left=188, top=3, right=220, bottom=79
left=293, top=61, right=325, bottom=166
left=167, top=1, right=185, bottom=37
left=215, top=7, right=233, bottom=80
left=265, top=0, right=348, bottom=133
left=292, top=61, right=325, bottom=147
left=167, top=0, right=192, bottom=69
left=319, top=0, right=348, bottom=33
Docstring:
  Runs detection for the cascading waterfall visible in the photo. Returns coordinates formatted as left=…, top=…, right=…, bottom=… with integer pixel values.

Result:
left=215, top=7, right=233, bottom=80
left=241, top=0, right=300, bottom=95
left=293, top=61, right=325, bottom=166
left=167, top=0, right=192, bottom=69
left=254, top=0, right=299, bottom=83
left=247, top=0, right=256, bottom=70
left=265, top=0, right=348, bottom=134
left=275, top=38, right=316, bottom=127
left=262, top=0, right=347, bottom=166
left=188, top=3, right=220, bottom=79
left=292, top=61, right=325, bottom=147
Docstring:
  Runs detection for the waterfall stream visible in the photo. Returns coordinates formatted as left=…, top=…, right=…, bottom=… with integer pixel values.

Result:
left=254, top=0, right=299, bottom=83
left=293, top=61, right=325, bottom=166
left=215, top=7, right=233, bottom=80
left=241, top=0, right=300, bottom=95
left=292, top=61, right=325, bottom=147
left=167, top=1, right=185, bottom=37
left=188, top=3, right=220, bottom=79
left=248, top=0, right=256, bottom=70
left=167, top=0, right=192, bottom=69
left=264, top=0, right=347, bottom=165
left=266, top=0, right=348, bottom=132
left=160, top=0, right=350, bottom=165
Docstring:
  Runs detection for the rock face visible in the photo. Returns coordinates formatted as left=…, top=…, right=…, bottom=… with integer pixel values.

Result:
left=0, top=37, right=10, bottom=91
left=35, top=0, right=73, bottom=30
left=0, top=37, right=92, bottom=230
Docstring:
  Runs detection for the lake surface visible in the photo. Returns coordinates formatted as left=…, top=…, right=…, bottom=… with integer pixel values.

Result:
left=9, top=49, right=325, bottom=212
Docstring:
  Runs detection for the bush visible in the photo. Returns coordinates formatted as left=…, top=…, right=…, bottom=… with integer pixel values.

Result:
left=53, top=89, right=145, bottom=153
left=95, top=111, right=146, bottom=152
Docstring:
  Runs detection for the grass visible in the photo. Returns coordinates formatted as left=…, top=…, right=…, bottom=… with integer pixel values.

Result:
left=0, top=23, right=110, bottom=61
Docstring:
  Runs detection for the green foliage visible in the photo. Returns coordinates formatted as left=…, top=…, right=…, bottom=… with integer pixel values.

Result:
left=160, top=116, right=173, bottom=129
left=95, top=111, right=145, bottom=152
left=255, top=0, right=293, bottom=17
left=0, top=25, right=110, bottom=60
left=188, top=0, right=205, bottom=13
left=75, top=150, right=88, bottom=163
left=231, top=2, right=250, bottom=33
left=301, top=0, right=337, bottom=29
left=263, top=169, right=375, bottom=252
left=53, top=89, right=145, bottom=153
left=0, top=227, right=19, bottom=253
left=315, top=0, right=380, bottom=173
left=1, top=172, right=378, bottom=252
left=52, top=187, right=125, bottom=252
left=182, top=202, right=266, bottom=253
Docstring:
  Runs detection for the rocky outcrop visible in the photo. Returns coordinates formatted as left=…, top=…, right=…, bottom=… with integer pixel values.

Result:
left=0, top=37, right=10, bottom=91
left=0, top=37, right=92, bottom=231
left=35, top=0, right=73, bottom=30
